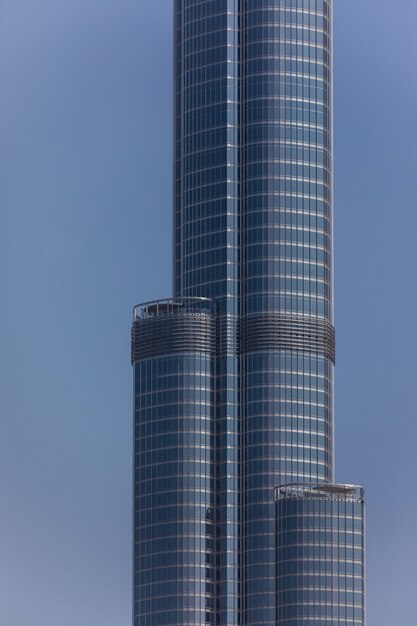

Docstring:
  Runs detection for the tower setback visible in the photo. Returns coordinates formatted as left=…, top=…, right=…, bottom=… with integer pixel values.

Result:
left=132, top=2, right=365, bottom=625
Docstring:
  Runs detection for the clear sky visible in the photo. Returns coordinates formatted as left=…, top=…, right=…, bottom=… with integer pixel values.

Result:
left=0, top=1, right=416, bottom=625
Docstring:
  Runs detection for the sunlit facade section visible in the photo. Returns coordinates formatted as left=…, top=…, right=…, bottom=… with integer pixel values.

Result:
left=240, top=1, right=334, bottom=624
left=276, top=484, right=365, bottom=625
left=131, top=2, right=366, bottom=625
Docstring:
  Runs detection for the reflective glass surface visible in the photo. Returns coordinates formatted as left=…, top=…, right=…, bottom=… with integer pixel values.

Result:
left=133, top=311, right=217, bottom=625
left=174, top=2, right=240, bottom=623
left=276, top=486, right=365, bottom=625
left=132, top=2, right=366, bottom=626
left=241, top=1, right=333, bottom=624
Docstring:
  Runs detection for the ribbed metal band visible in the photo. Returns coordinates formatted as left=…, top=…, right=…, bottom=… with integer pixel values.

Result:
left=131, top=312, right=216, bottom=363
left=239, top=314, right=335, bottom=364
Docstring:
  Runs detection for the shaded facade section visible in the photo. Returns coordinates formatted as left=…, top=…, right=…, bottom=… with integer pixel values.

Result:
left=173, top=2, right=240, bottom=623
left=132, top=298, right=218, bottom=626
left=276, top=484, right=365, bottom=625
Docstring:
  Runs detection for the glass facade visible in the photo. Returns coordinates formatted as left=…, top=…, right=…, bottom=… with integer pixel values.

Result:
left=276, top=485, right=365, bottom=625
left=174, top=3, right=240, bottom=623
left=132, top=299, right=218, bottom=625
left=132, top=2, right=365, bottom=625
left=240, top=3, right=334, bottom=623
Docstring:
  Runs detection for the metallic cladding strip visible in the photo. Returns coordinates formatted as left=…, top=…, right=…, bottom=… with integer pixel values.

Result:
left=131, top=312, right=216, bottom=363
left=217, top=314, right=238, bottom=355
left=239, top=314, right=336, bottom=364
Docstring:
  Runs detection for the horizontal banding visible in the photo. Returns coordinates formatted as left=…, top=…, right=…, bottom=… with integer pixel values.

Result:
left=131, top=312, right=216, bottom=363
left=239, top=314, right=335, bottom=363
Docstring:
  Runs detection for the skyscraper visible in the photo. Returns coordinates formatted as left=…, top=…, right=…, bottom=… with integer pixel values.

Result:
left=132, top=1, right=365, bottom=625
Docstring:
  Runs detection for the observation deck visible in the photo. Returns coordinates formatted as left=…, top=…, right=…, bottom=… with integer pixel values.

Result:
left=276, top=483, right=364, bottom=503
left=131, top=297, right=217, bottom=363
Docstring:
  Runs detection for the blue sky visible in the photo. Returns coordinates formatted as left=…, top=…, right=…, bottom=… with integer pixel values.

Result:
left=1, top=1, right=416, bottom=624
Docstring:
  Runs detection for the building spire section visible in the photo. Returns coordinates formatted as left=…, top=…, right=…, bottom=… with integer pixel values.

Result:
left=132, top=1, right=365, bottom=624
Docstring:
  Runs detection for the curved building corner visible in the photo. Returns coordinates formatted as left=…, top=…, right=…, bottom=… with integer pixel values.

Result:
left=276, top=483, right=365, bottom=625
left=132, top=298, right=218, bottom=626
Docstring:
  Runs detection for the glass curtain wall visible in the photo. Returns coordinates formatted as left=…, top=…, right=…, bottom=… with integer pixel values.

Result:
left=174, top=2, right=240, bottom=623
left=276, top=484, right=365, bottom=625
left=240, top=1, right=333, bottom=624
left=133, top=2, right=366, bottom=626
left=132, top=299, right=217, bottom=625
